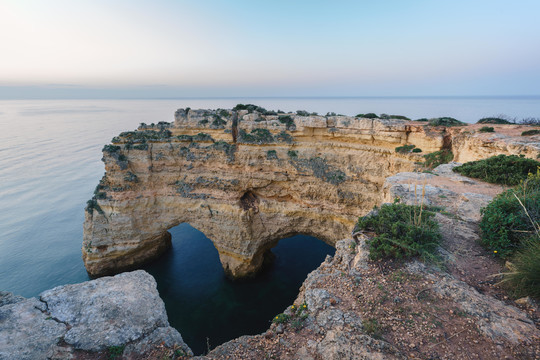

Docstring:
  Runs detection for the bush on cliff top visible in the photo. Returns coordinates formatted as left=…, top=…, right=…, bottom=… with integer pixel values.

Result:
left=428, top=117, right=466, bottom=127
left=480, top=171, right=540, bottom=257
left=477, top=117, right=512, bottom=125
left=356, top=202, right=441, bottom=262
left=453, top=154, right=540, bottom=185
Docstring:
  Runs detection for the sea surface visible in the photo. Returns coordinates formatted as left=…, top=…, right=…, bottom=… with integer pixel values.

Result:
left=1, top=97, right=539, bottom=353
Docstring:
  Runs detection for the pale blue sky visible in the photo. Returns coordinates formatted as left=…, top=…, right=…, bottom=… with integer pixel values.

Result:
left=1, top=0, right=539, bottom=97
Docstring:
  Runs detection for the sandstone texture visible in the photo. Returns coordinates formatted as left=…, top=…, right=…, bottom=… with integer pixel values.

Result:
left=0, top=270, right=192, bottom=360
left=83, top=109, right=448, bottom=278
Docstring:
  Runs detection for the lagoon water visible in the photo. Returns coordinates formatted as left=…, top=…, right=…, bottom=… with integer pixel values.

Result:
left=1, top=97, right=539, bottom=353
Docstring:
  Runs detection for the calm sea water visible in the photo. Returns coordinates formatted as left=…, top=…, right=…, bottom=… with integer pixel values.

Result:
left=1, top=97, right=539, bottom=353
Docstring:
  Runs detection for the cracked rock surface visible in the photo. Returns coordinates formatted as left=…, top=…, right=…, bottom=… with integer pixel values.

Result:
left=0, top=270, right=192, bottom=360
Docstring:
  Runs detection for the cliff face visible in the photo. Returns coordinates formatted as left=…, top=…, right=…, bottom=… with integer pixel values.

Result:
left=82, top=109, right=446, bottom=277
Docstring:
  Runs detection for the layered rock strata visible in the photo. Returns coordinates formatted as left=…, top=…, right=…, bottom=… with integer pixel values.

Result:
left=83, top=109, right=446, bottom=277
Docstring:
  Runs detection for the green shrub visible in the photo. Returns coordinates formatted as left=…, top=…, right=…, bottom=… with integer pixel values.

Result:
left=355, top=113, right=379, bottom=119
left=415, top=118, right=429, bottom=122
left=356, top=202, right=441, bottom=261
left=278, top=115, right=296, bottom=130
left=296, top=110, right=310, bottom=116
left=412, top=148, right=422, bottom=153
left=428, top=117, right=466, bottom=127
left=238, top=128, right=274, bottom=144
left=479, top=172, right=540, bottom=256
left=380, top=114, right=411, bottom=120
left=501, top=238, right=540, bottom=299
left=423, top=149, right=453, bottom=169
left=477, top=117, right=512, bottom=124
left=103, top=145, right=121, bottom=153
left=287, top=150, right=298, bottom=158
left=266, top=150, right=278, bottom=160
left=453, top=155, right=540, bottom=185
left=395, top=144, right=416, bottom=154
left=108, top=345, right=125, bottom=360
left=521, top=129, right=540, bottom=136
left=479, top=126, right=495, bottom=133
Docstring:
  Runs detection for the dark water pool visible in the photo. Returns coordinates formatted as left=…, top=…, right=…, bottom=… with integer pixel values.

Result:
left=142, top=223, right=335, bottom=355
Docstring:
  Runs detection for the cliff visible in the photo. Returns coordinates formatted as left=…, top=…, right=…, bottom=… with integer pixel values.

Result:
left=82, top=109, right=448, bottom=277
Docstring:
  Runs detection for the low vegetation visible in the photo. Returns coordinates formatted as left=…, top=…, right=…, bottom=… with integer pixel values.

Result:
left=423, top=149, right=454, bottom=169
left=238, top=128, right=275, bottom=144
left=427, top=117, right=466, bottom=127
left=477, top=117, right=512, bottom=124
left=233, top=104, right=277, bottom=115
left=453, top=154, right=540, bottom=185
left=356, top=201, right=441, bottom=262
left=521, top=129, right=540, bottom=136
left=395, top=144, right=416, bottom=154
left=355, top=113, right=379, bottom=118
left=478, top=126, right=495, bottom=133
left=501, top=238, right=540, bottom=299
left=480, top=171, right=540, bottom=257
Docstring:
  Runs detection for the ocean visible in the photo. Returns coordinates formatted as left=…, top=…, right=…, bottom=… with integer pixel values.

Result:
left=1, top=97, right=538, bottom=353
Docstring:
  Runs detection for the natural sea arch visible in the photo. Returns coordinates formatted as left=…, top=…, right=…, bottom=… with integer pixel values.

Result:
left=141, top=222, right=335, bottom=355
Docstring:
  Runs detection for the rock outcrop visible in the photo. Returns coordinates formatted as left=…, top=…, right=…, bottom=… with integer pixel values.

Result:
left=0, top=270, right=192, bottom=360
left=83, top=109, right=448, bottom=278
left=82, top=108, right=540, bottom=278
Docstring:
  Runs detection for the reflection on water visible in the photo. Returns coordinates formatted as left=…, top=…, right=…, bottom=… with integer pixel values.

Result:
left=143, top=224, right=335, bottom=355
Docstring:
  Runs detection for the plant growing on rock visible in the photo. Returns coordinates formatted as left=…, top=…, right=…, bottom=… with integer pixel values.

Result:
left=355, top=202, right=441, bottom=262
left=355, top=113, right=379, bottom=119
left=479, top=171, right=540, bottom=257
left=477, top=117, right=512, bottom=124
left=453, top=154, right=540, bottom=185
left=478, top=126, right=495, bottom=133
left=521, top=129, right=540, bottom=136
left=395, top=144, right=416, bottom=154
left=423, top=149, right=453, bottom=169
left=238, top=129, right=275, bottom=144
left=428, top=117, right=466, bottom=127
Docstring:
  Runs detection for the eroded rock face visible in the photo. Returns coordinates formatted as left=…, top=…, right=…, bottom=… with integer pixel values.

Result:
left=0, top=270, right=192, bottom=360
left=83, top=109, right=446, bottom=277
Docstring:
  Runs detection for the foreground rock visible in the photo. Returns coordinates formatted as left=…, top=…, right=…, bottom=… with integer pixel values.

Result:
left=0, top=271, right=192, bottom=360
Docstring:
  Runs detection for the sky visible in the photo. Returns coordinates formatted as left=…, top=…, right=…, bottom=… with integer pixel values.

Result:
left=1, top=0, right=540, bottom=98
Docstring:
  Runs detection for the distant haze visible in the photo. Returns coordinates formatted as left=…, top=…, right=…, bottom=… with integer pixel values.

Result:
left=1, top=0, right=540, bottom=98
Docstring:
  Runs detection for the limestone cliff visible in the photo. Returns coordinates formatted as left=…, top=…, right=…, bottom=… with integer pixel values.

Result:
left=82, top=109, right=540, bottom=278
left=82, top=109, right=446, bottom=277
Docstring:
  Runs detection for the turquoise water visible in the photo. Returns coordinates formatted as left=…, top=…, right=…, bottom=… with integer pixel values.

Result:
left=0, top=98, right=538, bottom=352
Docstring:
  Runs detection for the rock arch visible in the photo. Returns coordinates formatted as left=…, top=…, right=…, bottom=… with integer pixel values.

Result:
left=83, top=108, right=446, bottom=278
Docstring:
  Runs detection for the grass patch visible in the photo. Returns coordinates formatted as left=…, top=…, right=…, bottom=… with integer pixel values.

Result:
left=521, top=129, right=540, bottom=136
left=423, top=149, right=454, bottom=169
left=362, top=318, right=383, bottom=339
left=356, top=202, right=441, bottom=262
left=478, top=126, right=495, bottom=133
left=501, top=238, right=540, bottom=299
left=453, top=154, right=540, bottom=185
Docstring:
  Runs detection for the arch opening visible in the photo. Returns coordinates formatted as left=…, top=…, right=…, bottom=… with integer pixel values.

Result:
left=142, top=222, right=335, bottom=355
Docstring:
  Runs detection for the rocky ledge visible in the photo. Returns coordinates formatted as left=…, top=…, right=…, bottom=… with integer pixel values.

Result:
left=0, top=271, right=192, bottom=360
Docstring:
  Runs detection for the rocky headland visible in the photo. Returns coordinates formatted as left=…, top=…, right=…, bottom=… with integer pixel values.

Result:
left=83, top=108, right=539, bottom=278
left=3, top=108, right=540, bottom=359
